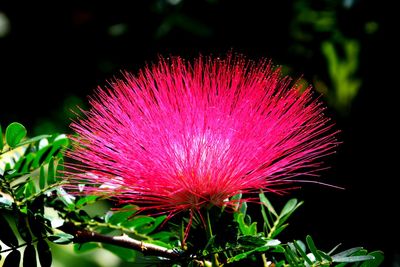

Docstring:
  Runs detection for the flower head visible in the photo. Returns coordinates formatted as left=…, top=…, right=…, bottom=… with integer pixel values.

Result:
left=67, top=55, right=338, bottom=215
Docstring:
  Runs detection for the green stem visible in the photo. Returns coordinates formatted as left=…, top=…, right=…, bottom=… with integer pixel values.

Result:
left=261, top=253, right=268, bottom=267
left=206, top=209, right=220, bottom=267
left=69, top=219, right=150, bottom=240
left=17, top=181, right=66, bottom=206
left=0, top=237, right=43, bottom=254
left=61, top=222, right=181, bottom=259
left=267, top=218, right=280, bottom=239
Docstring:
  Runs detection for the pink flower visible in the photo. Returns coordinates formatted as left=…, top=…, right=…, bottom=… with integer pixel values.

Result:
left=67, top=55, right=338, bottom=216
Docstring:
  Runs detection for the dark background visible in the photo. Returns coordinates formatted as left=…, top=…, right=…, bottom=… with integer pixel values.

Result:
left=0, top=0, right=397, bottom=266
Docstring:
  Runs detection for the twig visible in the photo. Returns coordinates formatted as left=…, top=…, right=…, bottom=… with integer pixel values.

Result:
left=62, top=223, right=182, bottom=259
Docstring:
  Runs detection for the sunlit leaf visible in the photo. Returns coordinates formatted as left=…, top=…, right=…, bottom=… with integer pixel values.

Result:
left=18, top=135, right=51, bottom=147
left=107, top=207, right=137, bottom=225
left=24, top=180, right=36, bottom=198
left=5, top=122, right=27, bottom=147
left=56, top=158, right=64, bottom=180
left=306, top=235, right=322, bottom=262
left=56, top=187, right=75, bottom=208
left=75, top=195, right=99, bottom=208
left=48, top=232, right=74, bottom=244
left=122, top=214, right=165, bottom=235
left=33, top=145, right=52, bottom=167
left=332, top=247, right=363, bottom=258
left=259, top=192, right=277, bottom=217
left=280, top=199, right=298, bottom=217
left=39, top=166, right=46, bottom=189
left=333, top=255, right=375, bottom=263
left=239, top=201, right=247, bottom=217
left=235, top=213, right=257, bottom=236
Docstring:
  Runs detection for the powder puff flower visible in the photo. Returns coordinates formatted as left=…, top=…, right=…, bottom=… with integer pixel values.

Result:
left=67, top=55, right=338, bottom=216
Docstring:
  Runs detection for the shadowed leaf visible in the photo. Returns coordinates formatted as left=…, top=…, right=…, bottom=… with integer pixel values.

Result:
left=0, top=214, right=19, bottom=247
left=23, top=244, right=37, bottom=267
left=37, top=240, right=52, bottom=267
left=3, top=250, right=21, bottom=267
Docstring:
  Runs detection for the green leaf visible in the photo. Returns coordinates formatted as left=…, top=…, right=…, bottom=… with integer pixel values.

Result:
left=272, top=245, right=286, bottom=253
left=333, top=255, right=375, bottom=263
left=280, top=199, right=298, bottom=217
left=32, top=137, right=69, bottom=168
left=293, top=240, right=313, bottom=265
left=260, top=201, right=270, bottom=231
left=123, top=215, right=167, bottom=235
left=23, top=244, right=37, bottom=267
left=39, top=166, right=46, bottom=189
left=17, top=135, right=51, bottom=146
left=24, top=180, right=37, bottom=198
left=107, top=207, right=137, bottom=225
left=48, top=232, right=74, bottom=244
left=204, top=235, right=216, bottom=252
left=0, top=123, right=3, bottom=151
left=46, top=138, right=69, bottom=161
left=239, top=201, right=247, bottom=216
left=227, top=241, right=278, bottom=264
left=306, top=235, right=322, bottom=262
left=103, top=244, right=137, bottom=262
left=75, top=195, right=99, bottom=208
left=56, top=158, right=64, bottom=178
left=270, top=224, right=288, bottom=238
left=0, top=214, right=19, bottom=247
left=149, top=231, right=176, bottom=245
left=318, top=249, right=333, bottom=262
left=227, top=249, right=256, bottom=263
left=285, top=246, right=299, bottom=266
left=3, top=250, right=21, bottom=267
left=47, top=158, right=55, bottom=184
left=230, top=193, right=242, bottom=211
left=5, top=122, right=27, bottom=147
left=32, top=145, right=52, bottom=167
left=235, top=213, right=257, bottom=236
left=237, top=235, right=275, bottom=248
left=259, top=192, right=277, bottom=217
left=37, top=240, right=52, bottom=267
left=56, top=187, right=75, bottom=208
left=360, top=251, right=384, bottom=267
left=332, top=247, right=363, bottom=258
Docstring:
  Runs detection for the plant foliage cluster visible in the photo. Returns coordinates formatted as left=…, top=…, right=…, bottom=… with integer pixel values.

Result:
left=0, top=122, right=383, bottom=266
